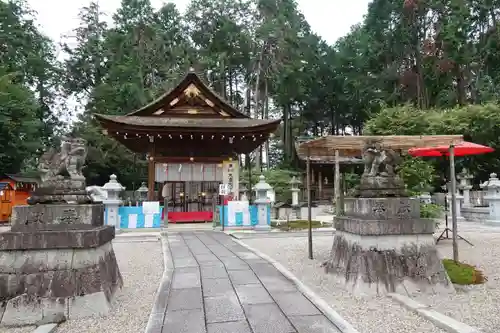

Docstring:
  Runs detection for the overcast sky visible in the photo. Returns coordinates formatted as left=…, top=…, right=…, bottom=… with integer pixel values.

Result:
left=28, top=0, right=370, bottom=54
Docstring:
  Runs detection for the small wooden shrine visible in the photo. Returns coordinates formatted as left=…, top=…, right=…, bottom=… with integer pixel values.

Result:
left=295, top=135, right=464, bottom=202
left=95, top=69, right=280, bottom=222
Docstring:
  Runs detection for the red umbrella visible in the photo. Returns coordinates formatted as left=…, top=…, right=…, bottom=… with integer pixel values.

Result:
left=407, top=140, right=494, bottom=262
left=408, top=141, right=494, bottom=157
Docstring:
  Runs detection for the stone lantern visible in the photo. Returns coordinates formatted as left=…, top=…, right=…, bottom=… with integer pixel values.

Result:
left=483, top=173, right=500, bottom=225
left=289, top=176, right=302, bottom=219
left=458, top=168, right=473, bottom=208
left=102, top=174, right=125, bottom=231
left=136, top=182, right=149, bottom=202
left=289, top=176, right=301, bottom=207
left=253, top=175, right=272, bottom=230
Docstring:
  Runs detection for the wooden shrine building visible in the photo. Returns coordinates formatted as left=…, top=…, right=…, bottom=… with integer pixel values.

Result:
left=95, top=69, right=280, bottom=222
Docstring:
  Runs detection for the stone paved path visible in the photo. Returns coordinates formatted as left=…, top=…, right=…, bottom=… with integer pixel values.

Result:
left=159, top=231, right=342, bottom=333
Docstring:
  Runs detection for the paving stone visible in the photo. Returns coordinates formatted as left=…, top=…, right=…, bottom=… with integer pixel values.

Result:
left=207, top=321, right=252, bottom=333
left=201, top=265, right=228, bottom=279
left=272, top=292, right=320, bottom=316
left=250, top=263, right=283, bottom=277
left=288, top=315, right=342, bottom=333
left=175, top=267, right=199, bottom=274
left=243, top=303, right=296, bottom=333
left=220, top=258, right=249, bottom=270
left=199, top=261, right=225, bottom=268
left=194, top=254, right=219, bottom=262
left=235, top=284, right=274, bottom=305
left=204, top=293, right=245, bottom=323
left=228, top=269, right=260, bottom=285
left=202, top=278, right=233, bottom=297
left=245, top=258, right=269, bottom=266
left=173, top=257, right=198, bottom=268
left=171, top=270, right=201, bottom=289
left=235, top=251, right=261, bottom=260
left=167, top=288, right=203, bottom=311
left=260, top=276, right=298, bottom=292
left=163, top=308, right=205, bottom=333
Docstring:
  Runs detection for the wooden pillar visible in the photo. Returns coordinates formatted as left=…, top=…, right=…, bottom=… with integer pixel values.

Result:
left=147, top=138, right=155, bottom=201
left=449, top=145, right=458, bottom=262
left=306, top=150, right=313, bottom=259
left=334, top=150, right=340, bottom=211
left=318, top=169, right=323, bottom=200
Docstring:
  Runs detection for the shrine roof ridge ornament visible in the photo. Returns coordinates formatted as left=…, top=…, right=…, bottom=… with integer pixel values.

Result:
left=122, top=70, right=248, bottom=118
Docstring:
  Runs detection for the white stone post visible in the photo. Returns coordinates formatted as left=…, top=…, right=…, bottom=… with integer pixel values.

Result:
left=483, top=173, right=500, bottom=225
left=253, top=175, right=272, bottom=231
left=458, top=168, right=473, bottom=208
left=102, top=174, right=125, bottom=231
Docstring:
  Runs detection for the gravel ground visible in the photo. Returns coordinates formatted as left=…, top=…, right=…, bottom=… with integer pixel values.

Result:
left=55, top=239, right=163, bottom=333
left=242, top=235, right=447, bottom=333
left=410, top=222, right=500, bottom=333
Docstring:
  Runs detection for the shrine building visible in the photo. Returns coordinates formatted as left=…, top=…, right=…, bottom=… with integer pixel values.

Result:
left=95, top=69, right=280, bottom=223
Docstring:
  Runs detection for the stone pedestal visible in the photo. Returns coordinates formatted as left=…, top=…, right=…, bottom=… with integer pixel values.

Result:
left=0, top=204, right=123, bottom=326
left=324, top=197, right=453, bottom=296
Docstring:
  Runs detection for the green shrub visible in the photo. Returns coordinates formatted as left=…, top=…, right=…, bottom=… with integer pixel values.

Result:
left=442, top=259, right=486, bottom=285
left=420, top=203, right=442, bottom=218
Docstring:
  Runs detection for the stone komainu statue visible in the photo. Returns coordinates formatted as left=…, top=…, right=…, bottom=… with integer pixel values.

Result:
left=362, top=139, right=402, bottom=177
left=38, top=137, right=87, bottom=184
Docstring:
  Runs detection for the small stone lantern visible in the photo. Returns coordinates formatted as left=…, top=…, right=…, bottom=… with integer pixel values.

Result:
left=458, top=168, right=473, bottom=207
left=483, top=173, right=500, bottom=225
left=289, top=176, right=301, bottom=207
left=253, top=175, right=272, bottom=230
left=136, top=182, right=149, bottom=203
left=102, top=174, right=125, bottom=230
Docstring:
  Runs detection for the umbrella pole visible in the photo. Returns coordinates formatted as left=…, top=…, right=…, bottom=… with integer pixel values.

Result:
left=449, top=145, right=459, bottom=262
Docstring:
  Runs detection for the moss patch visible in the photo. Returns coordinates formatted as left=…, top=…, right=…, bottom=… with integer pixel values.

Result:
left=271, top=220, right=328, bottom=231
left=442, top=259, right=487, bottom=285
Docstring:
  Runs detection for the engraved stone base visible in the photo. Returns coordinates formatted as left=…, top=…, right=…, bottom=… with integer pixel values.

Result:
left=324, top=231, right=454, bottom=295
left=0, top=240, right=123, bottom=326
left=324, top=196, right=453, bottom=295
left=11, top=204, right=104, bottom=231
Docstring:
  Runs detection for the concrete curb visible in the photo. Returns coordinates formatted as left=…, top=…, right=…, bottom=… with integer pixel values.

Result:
left=388, top=293, right=481, bottom=333
left=232, top=238, right=360, bottom=333
left=33, top=324, right=58, bottom=333
left=229, top=228, right=336, bottom=239
left=144, top=232, right=174, bottom=333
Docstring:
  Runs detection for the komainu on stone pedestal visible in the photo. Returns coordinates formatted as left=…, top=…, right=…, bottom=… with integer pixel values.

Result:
left=324, top=139, right=453, bottom=296
left=0, top=137, right=123, bottom=327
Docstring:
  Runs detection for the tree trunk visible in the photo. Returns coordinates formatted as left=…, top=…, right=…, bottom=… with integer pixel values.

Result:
left=264, top=80, right=270, bottom=170
left=283, top=104, right=289, bottom=162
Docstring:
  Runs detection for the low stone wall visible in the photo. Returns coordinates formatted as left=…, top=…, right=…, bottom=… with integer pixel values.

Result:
left=461, top=206, right=488, bottom=222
